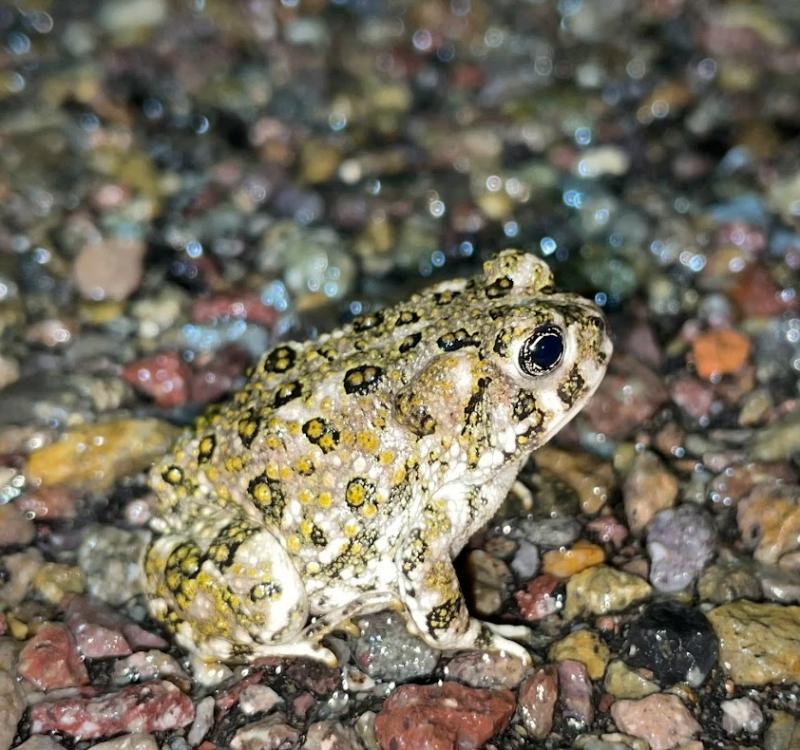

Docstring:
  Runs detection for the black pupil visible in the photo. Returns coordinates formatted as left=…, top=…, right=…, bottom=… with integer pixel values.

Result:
left=521, top=326, right=563, bottom=375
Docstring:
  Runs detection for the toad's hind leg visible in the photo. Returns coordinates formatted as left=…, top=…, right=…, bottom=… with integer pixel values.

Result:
left=143, top=517, right=309, bottom=664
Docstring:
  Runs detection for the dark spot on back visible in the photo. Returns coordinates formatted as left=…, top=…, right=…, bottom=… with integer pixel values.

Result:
left=395, top=310, right=420, bottom=326
left=273, top=381, right=304, bottom=407
left=197, top=434, right=216, bottom=463
left=343, top=365, right=384, bottom=395
left=352, top=311, right=385, bottom=333
left=237, top=413, right=261, bottom=447
left=399, top=331, right=422, bottom=353
left=162, top=465, right=184, bottom=485
left=437, top=328, right=479, bottom=352
left=434, top=290, right=461, bottom=305
left=485, top=275, right=514, bottom=298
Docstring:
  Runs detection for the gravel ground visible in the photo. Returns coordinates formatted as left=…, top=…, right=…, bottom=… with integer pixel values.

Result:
left=1, top=1, right=800, bottom=748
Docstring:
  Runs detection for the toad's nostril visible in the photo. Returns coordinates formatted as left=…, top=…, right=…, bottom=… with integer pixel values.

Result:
left=589, top=316, right=606, bottom=334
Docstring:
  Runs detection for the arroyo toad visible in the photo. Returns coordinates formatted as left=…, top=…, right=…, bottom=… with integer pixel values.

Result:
left=143, top=249, right=612, bottom=677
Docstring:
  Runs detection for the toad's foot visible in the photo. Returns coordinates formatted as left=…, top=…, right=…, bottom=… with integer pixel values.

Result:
left=399, top=548, right=533, bottom=665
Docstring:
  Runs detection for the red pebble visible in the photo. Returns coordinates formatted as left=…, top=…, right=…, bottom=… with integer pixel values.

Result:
left=582, top=354, right=670, bottom=439
left=518, top=665, right=559, bottom=739
left=558, top=659, right=594, bottom=727
left=375, top=681, right=515, bottom=750
left=63, top=595, right=166, bottom=658
left=192, top=291, right=277, bottom=327
left=122, top=352, right=191, bottom=408
left=515, top=574, right=564, bottom=621
left=729, top=263, right=797, bottom=317
left=18, top=623, right=89, bottom=691
left=16, top=486, right=81, bottom=522
left=585, top=516, right=628, bottom=548
left=30, top=680, right=194, bottom=739
left=190, top=345, right=250, bottom=404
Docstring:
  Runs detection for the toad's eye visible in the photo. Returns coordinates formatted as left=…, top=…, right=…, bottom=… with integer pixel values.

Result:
left=519, top=325, right=564, bottom=376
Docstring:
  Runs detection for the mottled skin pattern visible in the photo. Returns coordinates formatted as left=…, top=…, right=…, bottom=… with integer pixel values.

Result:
left=143, top=249, right=612, bottom=679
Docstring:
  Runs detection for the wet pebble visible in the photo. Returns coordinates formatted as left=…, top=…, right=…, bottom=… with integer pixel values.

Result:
left=514, top=574, right=564, bottom=621
left=542, top=540, right=606, bottom=579
left=352, top=612, right=438, bottom=682
left=558, top=659, right=595, bottom=728
left=73, top=237, right=145, bottom=302
left=583, top=355, right=670, bottom=439
left=18, top=623, right=89, bottom=691
left=737, top=484, right=800, bottom=564
left=586, top=516, right=629, bottom=548
left=721, top=697, right=763, bottom=735
left=122, top=352, right=192, bottom=408
left=549, top=629, right=610, bottom=680
left=231, top=714, right=301, bottom=750
left=98, top=0, right=166, bottom=33
left=517, top=516, right=582, bottom=549
left=465, top=549, right=513, bottom=616
left=86, top=735, right=159, bottom=750
left=64, top=595, right=166, bottom=657
left=532, top=447, right=615, bottom=515
left=758, top=565, right=800, bottom=604
left=259, top=221, right=355, bottom=305
left=29, top=680, right=194, bottom=739
left=603, top=660, right=659, bottom=700
left=0, top=503, right=35, bottom=548
left=186, top=696, right=215, bottom=746
left=192, top=291, right=278, bottom=328
left=750, top=414, right=800, bottom=462
left=697, top=551, right=761, bottom=603
left=16, top=487, right=81, bottom=523
left=26, top=419, right=179, bottom=492
left=0, top=549, right=44, bottom=606
left=573, top=734, right=649, bottom=750
left=32, top=562, right=84, bottom=604
left=302, top=720, right=364, bottom=750
left=622, top=601, right=718, bottom=687
left=647, top=504, right=717, bottom=592
left=765, top=710, right=800, bottom=750
left=708, top=601, right=800, bottom=685
left=564, top=565, right=652, bottom=620
left=517, top=664, right=558, bottom=739
left=239, top=684, right=283, bottom=715
left=111, top=650, right=190, bottom=689
left=670, top=376, right=714, bottom=422
left=0, top=356, right=19, bottom=390
left=573, top=146, right=630, bottom=178
left=623, top=452, right=679, bottom=536
left=692, top=329, right=751, bottom=379
left=729, top=263, right=793, bottom=318
left=189, top=345, right=249, bottom=404
left=443, top=650, right=527, bottom=690
left=13, top=737, right=66, bottom=750
left=374, top=682, right=515, bottom=750
left=510, top=540, right=540, bottom=580
left=77, top=526, right=149, bottom=605
left=0, top=374, right=124, bottom=429
left=283, top=659, right=341, bottom=696
left=0, top=667, right=26, bottom=750
left=610, top=694, right=701, bottom=750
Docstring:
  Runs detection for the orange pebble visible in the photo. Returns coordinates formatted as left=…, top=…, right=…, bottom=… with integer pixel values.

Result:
left=541, top=539, right=605, bottom=578
left=692, top=329, right=750, bottom=379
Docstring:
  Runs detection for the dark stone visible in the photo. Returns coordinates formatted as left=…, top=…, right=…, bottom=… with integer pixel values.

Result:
left=622, top=600, right=718, bottom=687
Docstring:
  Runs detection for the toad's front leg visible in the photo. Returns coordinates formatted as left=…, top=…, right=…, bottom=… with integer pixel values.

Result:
left=395, top=504, right=532, bottom=664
